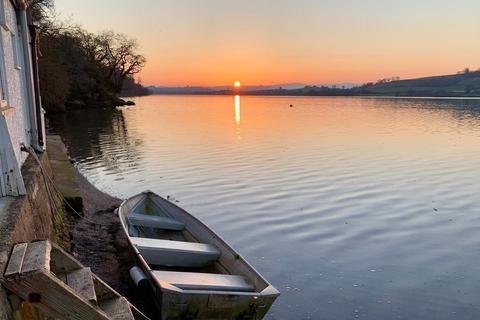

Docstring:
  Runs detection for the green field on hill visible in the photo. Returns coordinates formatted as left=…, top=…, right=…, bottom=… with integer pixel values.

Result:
left=364, top=71, right=480, bottom=97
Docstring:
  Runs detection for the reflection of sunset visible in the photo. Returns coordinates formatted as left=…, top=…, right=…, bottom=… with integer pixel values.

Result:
left=120, top=96, right=480, bottom=155
left=235, top=95, right=241, bottom=125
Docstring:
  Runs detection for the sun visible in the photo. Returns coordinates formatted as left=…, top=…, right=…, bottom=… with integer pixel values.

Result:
left=234, top=81, right=241, bottom=87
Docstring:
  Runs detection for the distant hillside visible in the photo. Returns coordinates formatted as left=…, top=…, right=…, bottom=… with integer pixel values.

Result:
left=362, top=71, right=480, bottom=97
left=148, top=83, right=308, bottom=94
left=148, top=82, right=358, bottom=95
left=244, top=71, right=480, bottom=97
left=148, top=72, right=480, bottom=97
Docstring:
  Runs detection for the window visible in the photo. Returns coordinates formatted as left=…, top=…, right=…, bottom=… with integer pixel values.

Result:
left=0, top=34, right=9, bottom=108
left=0, top=0, right=8, bottom=31
left=0, top=153, right=6, bottom=196
left=0, top=71, right=9, bottom=110
left=0, top=67, right=3, bottom=102
left=11, top=31, right=20, bottom=70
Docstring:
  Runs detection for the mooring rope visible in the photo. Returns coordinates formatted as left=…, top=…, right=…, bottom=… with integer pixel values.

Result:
left=21, top=145, right=112, bottom=227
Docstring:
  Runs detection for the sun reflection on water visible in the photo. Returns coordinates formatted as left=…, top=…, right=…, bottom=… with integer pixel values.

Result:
left=235, top=95, right=241, bottom=125
left=234, top=95, right=241, bottom=140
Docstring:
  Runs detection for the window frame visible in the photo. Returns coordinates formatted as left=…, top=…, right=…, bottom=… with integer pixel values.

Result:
left=0, top=0, right=9, bottom=31
left=11, top=30, right=20, bottom=70
left=0, top=152, right=6, bottom=196
left=0, top=28, right=10, bottom=107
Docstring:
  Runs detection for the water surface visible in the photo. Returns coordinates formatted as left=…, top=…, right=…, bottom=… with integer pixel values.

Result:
left=51, top=95, right=480, bottom=319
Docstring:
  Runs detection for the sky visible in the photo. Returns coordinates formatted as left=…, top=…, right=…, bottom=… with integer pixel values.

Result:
left=56, top=0, right=480, bottom=86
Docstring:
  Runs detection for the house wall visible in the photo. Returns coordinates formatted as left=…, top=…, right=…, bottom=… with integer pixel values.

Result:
left=1, top=0, right=31, bottom=166
left=0, top=152, right=56, bottom=319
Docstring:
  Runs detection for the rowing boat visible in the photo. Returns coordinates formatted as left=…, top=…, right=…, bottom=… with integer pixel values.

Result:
left=118, top=191, right=279, bottom=319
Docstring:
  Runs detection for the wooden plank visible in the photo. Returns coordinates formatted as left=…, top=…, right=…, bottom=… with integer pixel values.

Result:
left=92, top=274, right=120, bottom=303
left=66, top=267, right=97, bottom=304
left=50, top=241, right=83, bottom=274
left=99, top=297, right=134, bottom=320
left=57, top=272, right=67, bottom=283
left=129, top=303, right=151, bottom=320
left=16, top=301, right=43, bottom=320
left=21, top=241, right=51, bottom=273
left=3, top=270, right=110, bottom=320
left=4, top=243, right=28, bottom=277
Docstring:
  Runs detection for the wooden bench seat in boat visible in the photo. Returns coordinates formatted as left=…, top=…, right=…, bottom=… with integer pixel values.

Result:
left=152, top=271, right=254, bottom=292
left=131, top=237, right=220, bottom=267
left=127, top=213, right=185, bottom=231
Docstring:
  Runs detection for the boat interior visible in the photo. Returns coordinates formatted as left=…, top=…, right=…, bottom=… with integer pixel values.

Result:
left=123, top=193, right=257, bottom=293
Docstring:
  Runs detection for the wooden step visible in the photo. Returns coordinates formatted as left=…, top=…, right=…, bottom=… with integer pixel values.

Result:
left=3, top=269, right=111, bottom=320
left=131, top=237, right=220, bottom=267
left=93, top=274, right=150, bottom=320
left=4, top=241, right=51, bottom=276
left=50, top=242, right=85, bottom=274
left=152, top=270, right=254, bottom=292
left=4, top=243, right=28, bottom=277
left=99, top=297, right=135, bottom=320
left=2, top=241, right=144, bottom=320
left=92, top=274, right=119, bottom=303
left=66, top=267, right=97, bottom=304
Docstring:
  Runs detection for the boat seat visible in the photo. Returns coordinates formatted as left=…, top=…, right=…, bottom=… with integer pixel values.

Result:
left=127, top=213, right=185, bottom=231
left=152, top=271, right=254, bottom=292
left=131, top=238, right=220, bottom=267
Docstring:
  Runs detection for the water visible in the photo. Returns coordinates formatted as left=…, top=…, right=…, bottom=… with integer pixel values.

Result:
left=50, top=95, right=480, bottom=319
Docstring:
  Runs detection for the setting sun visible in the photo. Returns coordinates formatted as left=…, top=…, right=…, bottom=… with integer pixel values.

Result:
left=234, top=81, right=241, bottom=87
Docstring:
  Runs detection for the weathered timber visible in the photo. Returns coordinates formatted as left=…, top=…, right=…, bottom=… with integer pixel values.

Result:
left=99, top=297, right=134, bottom=320
left=3, top=270, right=110, bottom=320
left=50, top=243, right=84, bottom=274
left=4, top=243, right=28, bottom=277
left=66, top=267, right=97, bottom=304
left=92, top=273, right=151, bottom=320
left=2, top=240, right=147, bottom=320
left=21, top=241, right=51, bottom=273
left=92, top=273, right=120, bottom=303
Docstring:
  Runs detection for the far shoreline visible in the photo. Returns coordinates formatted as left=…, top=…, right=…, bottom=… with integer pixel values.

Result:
left=142, top=93, right=480, bottom=100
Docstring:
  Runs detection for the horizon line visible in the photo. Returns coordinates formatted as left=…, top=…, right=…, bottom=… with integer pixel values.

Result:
left=141, top=68, right=480, bottom=88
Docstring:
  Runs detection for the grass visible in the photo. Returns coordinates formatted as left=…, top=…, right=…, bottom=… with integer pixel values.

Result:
left=365, top=71, right=480, bottom=96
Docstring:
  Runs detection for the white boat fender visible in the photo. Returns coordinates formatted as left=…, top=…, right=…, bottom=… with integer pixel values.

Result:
left=130, top=266, right=150, bottom=291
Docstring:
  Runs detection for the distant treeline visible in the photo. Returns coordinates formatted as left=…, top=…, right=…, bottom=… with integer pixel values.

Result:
left=209, top=71, right=480, bottom=97
left=33, top=1, right=149, bottom=113
left=120, top=77, right=150, bottom=97
left=151, top=70, right=480, bottom=98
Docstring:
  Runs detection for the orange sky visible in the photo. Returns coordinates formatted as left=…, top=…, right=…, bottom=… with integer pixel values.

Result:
left=57, top=0, right=480, bottom=86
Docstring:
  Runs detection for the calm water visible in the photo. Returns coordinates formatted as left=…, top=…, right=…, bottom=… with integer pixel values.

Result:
left=51, top=95, right=480, bottom=319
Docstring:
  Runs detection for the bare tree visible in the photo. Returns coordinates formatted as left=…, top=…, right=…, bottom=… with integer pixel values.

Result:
left=29, top=0, right=54, bottom=21
left=96, top=32, right=146, bottom=91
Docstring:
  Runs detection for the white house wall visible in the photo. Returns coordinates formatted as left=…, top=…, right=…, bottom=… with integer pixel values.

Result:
left=1, top=0, right=31, bottom=165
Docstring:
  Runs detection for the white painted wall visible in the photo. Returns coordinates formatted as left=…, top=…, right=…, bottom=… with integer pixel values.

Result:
left=0, top=0, right=31, bottom=165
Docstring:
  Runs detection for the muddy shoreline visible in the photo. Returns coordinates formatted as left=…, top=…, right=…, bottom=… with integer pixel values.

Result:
left=71, top=169, right=157, bottom=318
